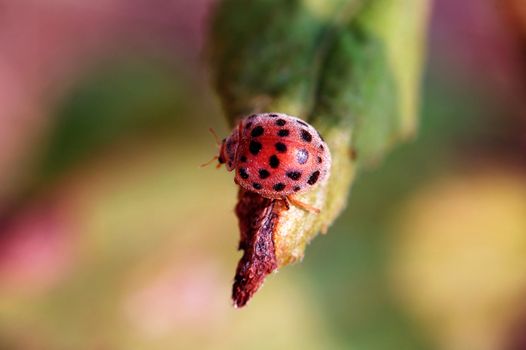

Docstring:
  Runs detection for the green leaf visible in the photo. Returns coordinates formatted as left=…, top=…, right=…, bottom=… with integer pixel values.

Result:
left=209, top=0, right=431, bottom=268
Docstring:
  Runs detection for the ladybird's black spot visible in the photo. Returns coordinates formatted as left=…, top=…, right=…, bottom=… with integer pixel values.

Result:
left=307, top=171, right=320, bottom=185
left=269, top=155, right=280, bottom=168
left=319, top=144, right=324, bottom=151
left=286, top=171, right=302, bottom=180
left=276, top=119, right=286, bottom=126
left=275, top=142, right=287, bottom=153
left=240, top=155, right=247, bottom=162
left=249, top=141, right=262, bottom=155
left=278, top=129, right=290, bottom=137
left=296, top=119, right=309, bottom=127
left=251, top=125, right=264, bottom=137
left=218, top=156, right=225, bottom=164
left=317, top=130, right=325, bottom=141
left=269, top=114, right=279, bottom=118
left=296, top=149, right=309, bottom=164
left=258, top=169, right=270, bottom=179
left=293, top=186, right=301, bottom=192
left=317, top=156, right=322, bottom=163
left=273, top=183, right=286, bottom=191
left=301, top=129, right=312, bottom=142
left=244, top=122, right=253, bottom=129
left=252, top=182, right=263, bottom=190
left=239, top=168, right=249, bottom=179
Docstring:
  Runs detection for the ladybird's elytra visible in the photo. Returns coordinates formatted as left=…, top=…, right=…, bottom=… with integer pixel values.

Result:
left=218, top=113, right=331, bottom=200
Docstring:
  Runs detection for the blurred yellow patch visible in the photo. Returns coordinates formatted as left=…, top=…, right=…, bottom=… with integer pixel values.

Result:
left=390, top=167, right=526, bottom=350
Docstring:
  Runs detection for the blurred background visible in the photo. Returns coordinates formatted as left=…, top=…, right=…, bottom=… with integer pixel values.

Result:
left=0, top=0, right=526, bottom=349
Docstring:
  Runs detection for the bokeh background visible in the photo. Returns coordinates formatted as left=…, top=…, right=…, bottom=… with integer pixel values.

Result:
left=1, top=1, right=526, bottom=349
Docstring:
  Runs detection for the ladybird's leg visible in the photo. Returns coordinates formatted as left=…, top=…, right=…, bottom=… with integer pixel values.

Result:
left=280, top=196, right=291, bottom=210
left=286, top=195, right=320, bottom=214
left=200, top=156, right=219, bottom=168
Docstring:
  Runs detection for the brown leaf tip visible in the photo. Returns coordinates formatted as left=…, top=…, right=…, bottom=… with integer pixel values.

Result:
left=232, top=189, right=283, bottom=307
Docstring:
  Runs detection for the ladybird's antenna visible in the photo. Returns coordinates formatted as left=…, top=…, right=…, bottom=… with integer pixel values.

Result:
left=201, top=128, right=223, bottom=169
left=209, top=128, right=221, bottom=146
left=200, top=156, right=220, bottom=168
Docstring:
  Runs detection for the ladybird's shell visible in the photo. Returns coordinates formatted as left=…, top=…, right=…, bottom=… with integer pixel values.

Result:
left=231, top=113, right=331, bottom=199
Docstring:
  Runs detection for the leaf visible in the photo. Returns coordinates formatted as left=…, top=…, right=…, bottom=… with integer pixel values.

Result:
left=208, top=0, right=431, bottom=306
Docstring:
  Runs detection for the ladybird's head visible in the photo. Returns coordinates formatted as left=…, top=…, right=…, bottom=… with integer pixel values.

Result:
left=218, top=131, right=239, bottom=171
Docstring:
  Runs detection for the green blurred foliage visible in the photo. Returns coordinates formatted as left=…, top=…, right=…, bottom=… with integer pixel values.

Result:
left=303, top=68, right=508, bottom=349
left=35, top=57, right=212, bottom=185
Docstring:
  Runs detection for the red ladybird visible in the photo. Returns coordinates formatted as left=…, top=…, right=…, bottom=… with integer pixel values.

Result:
left=216, top=112, right=331, bottom=213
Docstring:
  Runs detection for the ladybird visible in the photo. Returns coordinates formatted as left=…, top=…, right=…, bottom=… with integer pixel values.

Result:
left=215, top=112, right=331, bottom=213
